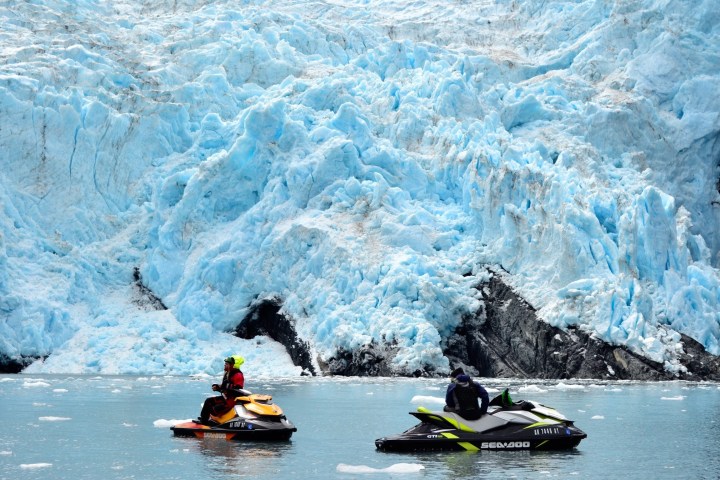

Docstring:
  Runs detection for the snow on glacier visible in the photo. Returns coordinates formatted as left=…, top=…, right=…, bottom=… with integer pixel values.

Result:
left=1, top=0, right=719, bottom=376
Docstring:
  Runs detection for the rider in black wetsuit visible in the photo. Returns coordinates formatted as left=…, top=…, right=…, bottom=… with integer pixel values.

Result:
left=444, top=367, right=489, bottom=420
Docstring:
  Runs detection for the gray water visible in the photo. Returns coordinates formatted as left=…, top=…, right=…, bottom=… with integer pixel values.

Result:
left=1, top=375, right=718, bottom=479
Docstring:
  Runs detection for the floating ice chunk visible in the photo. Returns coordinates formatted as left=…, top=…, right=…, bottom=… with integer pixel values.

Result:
left=410, top=395, right=445, bottom=405
left=153, top=419, right=191, bottom=428
left=518, top=385, right=547, bottom=393
left=336, top=463, right=425, bottom=474
left=38, top=416, right=71, bottom=421
left=552, top=383, right=586, bottom=391
left=20, top=463, right=52, bottom=469
left=23, top=381, right=51, bottom=388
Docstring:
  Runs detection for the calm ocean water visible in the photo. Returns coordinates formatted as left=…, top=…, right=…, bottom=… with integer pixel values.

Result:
left=1, top=374, right=718, bottom=479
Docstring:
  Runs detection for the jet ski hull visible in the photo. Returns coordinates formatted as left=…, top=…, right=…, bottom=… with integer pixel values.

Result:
left=375, top=424, right=586, bottom=452
left=172, top=420, right=296, bottom=441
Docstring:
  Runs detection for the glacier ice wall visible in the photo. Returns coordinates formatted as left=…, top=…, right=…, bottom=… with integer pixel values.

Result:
left=0, top=0, right=718, bottom=375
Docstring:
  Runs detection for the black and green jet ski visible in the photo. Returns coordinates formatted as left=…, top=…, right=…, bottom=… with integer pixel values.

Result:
left=375, top=390, right=587, bottom=452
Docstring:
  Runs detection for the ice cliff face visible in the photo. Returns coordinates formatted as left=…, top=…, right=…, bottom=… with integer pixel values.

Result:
left=1, top=0, right=719, bottom=377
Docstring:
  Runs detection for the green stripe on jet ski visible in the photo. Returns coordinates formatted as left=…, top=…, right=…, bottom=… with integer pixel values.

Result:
left=457, top=442, right=479, bottom=451
left=524, top=422, right=554, bottom=429
left=415, top=407, right=448, bottom=425
left=443, top=417, right=475, bottom=432
left=441, top=433, right=478, bottom=451
left=417, top=407, right=475, bottom=432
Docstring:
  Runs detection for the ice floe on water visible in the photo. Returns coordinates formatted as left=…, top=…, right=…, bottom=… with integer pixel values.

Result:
left=337, top=463, right=425, bottom=474
left=409, top=395, right=444, bottom=405
left=20, top=463, right=52, bottom=469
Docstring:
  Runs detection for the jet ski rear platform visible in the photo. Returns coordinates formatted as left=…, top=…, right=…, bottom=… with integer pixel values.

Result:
left=375, top=393, right=587, bottom=452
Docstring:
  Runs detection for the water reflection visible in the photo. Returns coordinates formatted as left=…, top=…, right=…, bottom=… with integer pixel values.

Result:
left=411, top=449, right=585, bottom=478
left=190, top=439, right=294, bottom=478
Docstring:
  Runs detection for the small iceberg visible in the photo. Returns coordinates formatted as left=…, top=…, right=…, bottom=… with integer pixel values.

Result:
left=337, top=463, right=425, bottom=474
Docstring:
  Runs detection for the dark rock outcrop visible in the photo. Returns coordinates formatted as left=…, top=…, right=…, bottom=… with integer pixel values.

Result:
left=317, top=343, right=399, bottom=376
left=676, top=333, right=720, bottom=380
left=236, top=301, right=439, bottom=377
left=235, top=299, right=315, bottom=375
left=231, top=273, right=719, bottom=380
left=0, top=353, right=38, bottom=374
left=132, top=267, right=167, bottom=310
left=316, top=341, right=440, bottom=377
left=443, top=271, right=720, bottom=381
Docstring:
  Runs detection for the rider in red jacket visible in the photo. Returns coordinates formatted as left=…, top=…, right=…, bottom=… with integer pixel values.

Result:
left=198, top=356, right=245, bottom=424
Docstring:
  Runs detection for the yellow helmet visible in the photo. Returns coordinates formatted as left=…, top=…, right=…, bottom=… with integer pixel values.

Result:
left=230, top=354, right=245, bottom=369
